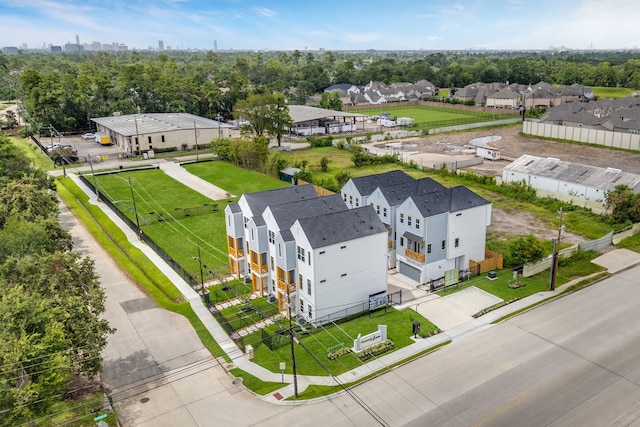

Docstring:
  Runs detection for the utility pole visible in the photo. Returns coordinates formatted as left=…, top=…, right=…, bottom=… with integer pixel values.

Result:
left=88, top=154, right=100, bottom=202
left=134, top=118, right=142, bottom=157
left=286, top=285, right=298, bottom=398
left=193, top=121, right=199, bottom=161
left=549, top=208, right=564, bottom=291
left=128, top=177, right=141, bottom=234
left=193, top=245, right=206, bottom=300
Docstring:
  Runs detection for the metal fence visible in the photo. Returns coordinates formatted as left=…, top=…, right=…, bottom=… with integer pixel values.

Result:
left=78, top=173, right=198, bottom=288
left=310, top=290, right=403, bottom=327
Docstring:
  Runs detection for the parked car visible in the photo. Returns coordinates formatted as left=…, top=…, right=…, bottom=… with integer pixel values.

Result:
left=45, top=143, right=61, bottom=153
left=82, top=132, right=95, bottom=140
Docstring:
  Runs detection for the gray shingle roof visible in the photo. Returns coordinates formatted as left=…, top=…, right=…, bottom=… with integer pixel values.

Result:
left=266, top=194, right=347, bottom=229
left=228, top=203, right=241, bottom=213
left=410, top=186, right=490, bottom=217
left=377, top=177, right=446, bottom=206
left=243, top=184, right=318, bottom=217
left=296, top=205, right=386, bottom=249
left=350, top=170, right=414, bottom=197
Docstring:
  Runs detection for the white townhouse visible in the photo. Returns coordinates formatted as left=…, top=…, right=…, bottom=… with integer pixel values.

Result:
left=341, top=172, right=492, bottom=284
left=395, top=186, right=491, bottom=283
left=225, top=185, right=318, bottom=289
left=366, top=177, right=446, bottom=268
left=289, top=206, right=387, bottom=324
left=225, top=186, right=388, bottom=323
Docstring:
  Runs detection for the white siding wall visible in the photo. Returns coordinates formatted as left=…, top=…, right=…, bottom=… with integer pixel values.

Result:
left=447, top=204, right=490, bottom=264
left=291, top=223, right=387, bottom=321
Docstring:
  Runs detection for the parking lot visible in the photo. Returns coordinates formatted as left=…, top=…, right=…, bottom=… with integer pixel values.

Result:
left=42, top=133, right=124, bottom=162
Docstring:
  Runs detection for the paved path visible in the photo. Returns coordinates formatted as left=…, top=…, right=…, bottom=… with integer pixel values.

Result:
left=159, top=161, right=233, bottom=200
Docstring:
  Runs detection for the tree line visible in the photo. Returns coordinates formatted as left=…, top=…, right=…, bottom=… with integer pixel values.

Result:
left=0, top=135, right=112, bottom=426
left=2, top=49, right=640, bottom=133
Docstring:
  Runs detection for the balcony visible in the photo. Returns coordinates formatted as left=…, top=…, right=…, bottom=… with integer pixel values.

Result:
left=277, top=280, right=296, bottom=293
left=251, top=262, right=269, bottom=274
left=229, top=247, right=245, bottom=258
left=405, top=248, right=426, bottom=263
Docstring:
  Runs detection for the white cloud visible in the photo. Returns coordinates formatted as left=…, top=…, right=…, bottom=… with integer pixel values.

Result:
left=255, top=7, right=276, bottom=17
left=440, top=3, right=464, bottom=14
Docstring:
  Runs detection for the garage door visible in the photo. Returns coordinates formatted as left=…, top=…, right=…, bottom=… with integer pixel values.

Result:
left=399, top=261, right=421, bottom=282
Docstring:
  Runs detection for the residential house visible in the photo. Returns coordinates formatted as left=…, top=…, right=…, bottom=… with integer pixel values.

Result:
left=341, top=171, right=492, bottom=284
left=225, top=185, right=388, bottom=324
left=486, top=87, right=522, bottom=109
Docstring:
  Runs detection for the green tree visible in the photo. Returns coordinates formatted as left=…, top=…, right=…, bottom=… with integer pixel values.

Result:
left=319, top=156, right=330, bottom=172
left=319, top=92, right=342, bottom=111
left=508, top=235, right=545, bottom=266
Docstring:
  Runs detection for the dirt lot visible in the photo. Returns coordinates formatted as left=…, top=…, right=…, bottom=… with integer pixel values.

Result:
left=397, top=124, right=636, bottom=243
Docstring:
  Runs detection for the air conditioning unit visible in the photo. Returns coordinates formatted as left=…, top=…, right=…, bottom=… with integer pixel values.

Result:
left=244, top=276, right=252, bottom=284
left=267, top=295, right=277, bottom=303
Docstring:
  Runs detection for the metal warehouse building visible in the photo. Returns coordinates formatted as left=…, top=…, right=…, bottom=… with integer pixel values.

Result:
left=502, top=154, right=640, bottom=204
left=91, top=113, right=233, bottom=154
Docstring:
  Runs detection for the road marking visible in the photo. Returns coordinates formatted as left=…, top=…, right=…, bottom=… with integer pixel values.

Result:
left=471, top=387, right=542, bottom=427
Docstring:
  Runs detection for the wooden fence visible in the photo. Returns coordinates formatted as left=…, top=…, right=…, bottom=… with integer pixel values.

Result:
left=469, top=250, right=503, bottom=275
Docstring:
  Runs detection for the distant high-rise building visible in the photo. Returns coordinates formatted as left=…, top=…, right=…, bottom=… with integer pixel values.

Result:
left=158, top=40, right=164, bottom=51
left=214, top=40, right=217, bottom=51
left=75, top=34, right=80, bottom=45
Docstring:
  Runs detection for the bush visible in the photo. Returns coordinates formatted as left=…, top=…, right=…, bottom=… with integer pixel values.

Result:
left=306, top=135, right=334, bottom=147
left=352, top=151, right=400, bottom=168
left=355, top=340, right=395, bottom=361
left=327, top=346, right=351, bottom=360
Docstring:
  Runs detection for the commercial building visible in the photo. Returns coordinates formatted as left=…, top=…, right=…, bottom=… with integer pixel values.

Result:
left=91, top=113, right=232, bottom=154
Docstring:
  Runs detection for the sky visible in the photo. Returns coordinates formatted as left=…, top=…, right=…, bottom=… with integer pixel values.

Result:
left=1, top=0, right=640, bottom=51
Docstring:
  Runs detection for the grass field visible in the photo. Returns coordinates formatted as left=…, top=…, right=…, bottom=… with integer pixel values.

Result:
left=249, top=307, right=438, bottom=376
left=94, top=163, right=288, bottom=276
left=592, top=86, right=636, bottom=99
left=351, top=104, right=513, bottom=130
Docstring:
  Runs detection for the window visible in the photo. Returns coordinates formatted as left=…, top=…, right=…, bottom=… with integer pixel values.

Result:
left=343, top=193, right=347, bottom=202
left=349, top=195, right=353, bottom=205
left=271, top=279, right=275, bottom=293
left=442, top=240, right=446, bottom=250
left=455, top=238, right=460, bottom=248
left=278, top=244, right=282, bottom=257
left=341, top=273, right=347, bottom=277
left=270, top=256, right=274, bottom=270
left=408, top=216, right=412, bottom=226
left=149, top=144, right=153, bottom=150
left=251, top=228, right=254, bottom=241
left=416, top=219, right=420, bottom=229
left=319, top=250, right=325, bottom=255
left=300, top=299, right=304, bottom=312
left=244, top=217, right=248, bottom=228
left=147, top=136, right=152, bottom=145
left=297, top=246, right=305, bottom=262
left=308, top=280, right=312, bottom=295
left=427, top=244, right=432, bottom=253
left=308, top=255, right=311, bottom=266
left=400, top=237, right=404, bottom=247
left=355, top=197, right=360, bottom=207
left=320, top=279, right=326, bottom=284
left=400, top=213, right=404, bottom=224
left=299, top=273, right=303, bottom=288
left=308, top=304, right=312, bottom=318
left=161, top=135, right=165, bottom=142
left=227, top=216, right=231, bottom=226
left=383, top=207, right=388, bottom=218
left=340, top=245, right=347, bottom=249
left=268, top=230, right=275, bottom=244
left=376, top=205, right=380, bottom=214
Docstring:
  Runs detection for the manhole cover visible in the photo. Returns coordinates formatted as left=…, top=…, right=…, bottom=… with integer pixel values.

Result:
left=232, top=378, right=242, bottom=385
left=140, top=397, right=150, bottom=403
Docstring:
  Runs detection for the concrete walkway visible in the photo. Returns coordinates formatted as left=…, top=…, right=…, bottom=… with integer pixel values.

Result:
left=66, top=169, right=640, bottom=405
left=159, top=161, right=233, bottom=200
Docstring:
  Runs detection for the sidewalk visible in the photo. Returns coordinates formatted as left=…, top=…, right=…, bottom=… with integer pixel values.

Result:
left=65, top=166, right=640, bottom=405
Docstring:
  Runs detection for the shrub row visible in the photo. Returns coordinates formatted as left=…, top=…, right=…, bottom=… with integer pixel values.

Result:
left=356, top=340, right=395, bottom=361
left=327, top=346, right=351, bottom=361
left=472, top=298, right=521, bottom=318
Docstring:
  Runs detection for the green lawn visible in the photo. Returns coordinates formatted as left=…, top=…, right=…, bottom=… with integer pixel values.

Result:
left=249, top=307, right=438, bottom=376
left=438, top=251, right=605, bottom=302
left=93, top=165, right=290, bottom=277
left=208, top=280, right=253, bottom=304
left=183, top=161, right=289, bottom=195
left=592, top=86, right=636, bottom=99
left=350, top=105, right=513, bottom=130
left=219, top=297, right=281, bottom=332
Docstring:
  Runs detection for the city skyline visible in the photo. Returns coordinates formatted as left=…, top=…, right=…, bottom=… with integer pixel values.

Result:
left=1, top=0, right=639, bottom=51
